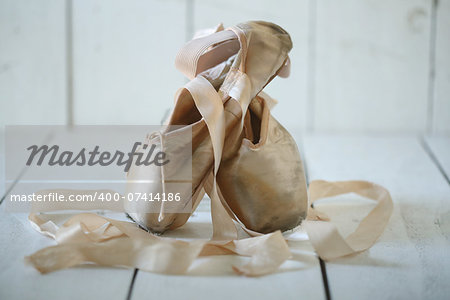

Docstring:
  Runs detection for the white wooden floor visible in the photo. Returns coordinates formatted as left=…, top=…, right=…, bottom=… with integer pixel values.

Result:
left=1, top=134, right=449, bottom=300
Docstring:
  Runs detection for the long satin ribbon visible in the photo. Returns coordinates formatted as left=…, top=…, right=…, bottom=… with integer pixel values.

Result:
left=26, top=212, right=290, bottom=276
left=26, top=178, right=392, bottom=275
left=304, top=180, right=393, bottom=260
left=24, top=25, right=393, bottom=276
left=183, top=76, right=237, bottom=240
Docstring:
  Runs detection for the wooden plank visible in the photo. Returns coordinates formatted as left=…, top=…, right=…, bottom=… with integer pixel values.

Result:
left=193, top=0, right=310, bottom=132
left=313, top=0, right=431, bottom=132
left=302, top=134, right=450, bottom=299
left=0, top=0, right=67, bottom=126
left=131, top=133, right=324, bottom=298
left=432, top=0, right=450, bottom=133
left=426, top=136, right=450, bottom=179
left=0, top=208, right=134, bottom=300
left=72, top=0, right=186, bottom=125
left=0, top=128, right=135, bottom=299
left=131, top=211, right=325, bottom=300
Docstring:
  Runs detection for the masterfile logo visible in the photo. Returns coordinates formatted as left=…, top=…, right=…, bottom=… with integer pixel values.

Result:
left=4, top=125, right=192, bottom=213
left=25, top=142, right=169, bottom=172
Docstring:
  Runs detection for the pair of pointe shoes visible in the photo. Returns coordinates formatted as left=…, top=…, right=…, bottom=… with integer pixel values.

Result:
left=125, top=21, right=308, bottom=235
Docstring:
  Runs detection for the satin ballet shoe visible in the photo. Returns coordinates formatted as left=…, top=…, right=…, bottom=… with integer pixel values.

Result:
left=125, top=58, right=242, bottom=233
left=26, top=21, right=393, bottom=277
left=217, top=95, right=308, bottom=234
left=125, top=21, right=293, bottom=234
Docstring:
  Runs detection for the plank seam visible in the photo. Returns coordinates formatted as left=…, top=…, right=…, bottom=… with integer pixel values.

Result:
left=319, top=258, right=332, bottom=300
left=185, top=0, right=194, bottom=42
left=184, top=0, right=194, bottom=86
left=126, top=3, right=195, bottom=297
left=0, top=132, right=54, bottom=206
left=125, top=269, right=138, bottom=300
left=65, top=0, right=74, bottom=126
left=420, top=137, right=450, bottom=185
left=426, top=0, right=438, bottom=134
left=0, top=168, right=26, bottom=206
left=306, top=0, right=317, bottom=132
left=300, top=137, right=331, bottom=300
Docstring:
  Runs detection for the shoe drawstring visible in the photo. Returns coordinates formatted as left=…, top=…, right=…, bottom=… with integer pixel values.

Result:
left=149, top=130, right=166, bottom=223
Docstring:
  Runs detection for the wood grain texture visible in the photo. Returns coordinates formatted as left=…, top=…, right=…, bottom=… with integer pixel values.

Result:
left=302, top=134, right=450, bottom=299
left=0, top=128, right=134, bottom=300
left=0, top=208, right=134, bottom=300
left=432, top=0, right=450, bottom=133
left=192, top=0, right=310, bottom=132
left=72, top=0, right=186, bottom=125
left=0, top=0, right=67, bottom=126
left=313, top=0, right=432, bottom=132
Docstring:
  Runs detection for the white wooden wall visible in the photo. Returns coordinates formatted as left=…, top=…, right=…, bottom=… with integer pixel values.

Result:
left=0, top=0, right=67, bottom=125
left=1, top=0, right=449, bottom=134
left=433, top=0, right=450, bottom=133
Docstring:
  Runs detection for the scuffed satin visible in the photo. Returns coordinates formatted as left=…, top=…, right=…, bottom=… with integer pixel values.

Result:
left=25, top=21, right=393, bottom=276
left=217, top=96, right=308, bottom=234
left=126, top=21, right=294, bottom=234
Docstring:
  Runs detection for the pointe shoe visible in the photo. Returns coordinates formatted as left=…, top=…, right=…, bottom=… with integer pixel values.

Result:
left=217, top=95, right=308, bottom=234
left=125, top=57, right=242, bottom=233
left=125, top=21, right=293, bottom=233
